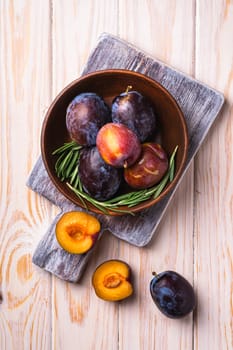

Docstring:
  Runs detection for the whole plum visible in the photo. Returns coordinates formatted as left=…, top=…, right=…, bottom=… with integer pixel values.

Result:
left=124, top=143, right=168, bottom=189
left=78, top=147, right=122, bottom=201
left=150, top=271, right=196, bottom=319
left=96, top=123, right=141, bottom=168
left=66, top=93, right=111, bottom=146
left=112, top=87, right=156, bottom=142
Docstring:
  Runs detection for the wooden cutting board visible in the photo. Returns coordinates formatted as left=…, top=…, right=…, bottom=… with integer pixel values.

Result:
left=27, top=33, right=224, bottom=283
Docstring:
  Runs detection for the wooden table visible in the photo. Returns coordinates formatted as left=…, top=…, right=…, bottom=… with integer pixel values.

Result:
left=0, top=1, right=232, bottom=349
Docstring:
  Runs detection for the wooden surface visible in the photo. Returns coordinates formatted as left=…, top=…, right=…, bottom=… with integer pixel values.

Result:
left=0, top=1, right=233, bottom=349
left=28, top=33, right=224, bottom=283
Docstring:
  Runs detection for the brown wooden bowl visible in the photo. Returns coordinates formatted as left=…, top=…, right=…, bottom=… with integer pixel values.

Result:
left=41, top=69, right=188, bottom=215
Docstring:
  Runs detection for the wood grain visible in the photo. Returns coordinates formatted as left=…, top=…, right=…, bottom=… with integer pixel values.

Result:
left=0, top=1, right=232, bottom=350
left=194, top=1, right=233, bottom=349
left=118, top=1, right=195, bottom=349
left=29, top=33, right=223, bottom=283
left=51, top=1, right=119, bottom=350
left=0, top=1, right=54, bottom=349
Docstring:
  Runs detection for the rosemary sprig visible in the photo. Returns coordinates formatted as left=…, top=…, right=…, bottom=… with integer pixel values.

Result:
left=52, top=141, right=82, bottom=181
left=53, top=141, right=178, bottom=215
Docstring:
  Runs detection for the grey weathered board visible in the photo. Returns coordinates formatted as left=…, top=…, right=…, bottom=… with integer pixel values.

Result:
left=27, top=33, right=224, bottom=283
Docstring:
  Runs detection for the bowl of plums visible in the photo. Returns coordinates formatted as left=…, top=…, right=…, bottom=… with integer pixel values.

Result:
left=41, top=69, right=188, bottom=215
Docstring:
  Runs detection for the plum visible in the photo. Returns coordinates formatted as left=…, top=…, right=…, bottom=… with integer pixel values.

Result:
left=92, top=260, right=133, bottom=301
left=55, top=211, right=101, bottom=254
left=66, top=92, right=111, bottom=146
left=96, top=123, right=141, bottom=168
left=112, top=87, right=156, bottom=142
left=150, top=271, right=196, bottom=319
left=124, top=143, right=168, bottom=189
left=78, top=146, right=122, bottom=201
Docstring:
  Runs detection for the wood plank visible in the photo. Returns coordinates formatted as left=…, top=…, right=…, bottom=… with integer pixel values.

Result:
left=1, top=1, right=231, bottom=350
left=194, top=1, right=233, bottom=349
left=52, top=0, right=119, bottom=95
left=118, top=1, right=196, bottom=349
left=0, top=1, right=53, bottom=349
left=29, top=32, right=223, bottom=283
left=51, top=1, right=119, bottom=349
left=118, top=0, right=194, bottom=74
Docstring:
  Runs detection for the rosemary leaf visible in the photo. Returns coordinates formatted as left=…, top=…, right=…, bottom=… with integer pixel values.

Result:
left=66, top=151, right=79, bottom=177
left=70, top=166, right=78, bottom=185
left=60, top=151, right=74, bottom=178
left=152, top=172, right=170, bottom=198
left=55, top=152, right=69, bottom=173
left=169, top=145, right=178, bottom=182
left=74, top=173, right=81, bottom=189
left=58, top=150, right=72, bottom=172
left=67, top=183, right=108, bottom=214
left=66, top=183, right=88, bottom=210
left=52, top=141, right=77, bottom=155
left=169, top=161, right=175, bottom=182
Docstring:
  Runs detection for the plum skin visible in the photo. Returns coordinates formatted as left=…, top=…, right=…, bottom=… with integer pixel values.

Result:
left=78, top=146, right=122, bottom=201
left=96, top=122, right=142, bottom=168
left=66, top=92, right=111, bottom=146
left=112, top=89, right=156, bottom=142
left=150, top=271, right=196, bottom=319
left=124, top=143, right=168, bottom=189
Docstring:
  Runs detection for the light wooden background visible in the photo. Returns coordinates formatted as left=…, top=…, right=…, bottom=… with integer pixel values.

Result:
left=0, top=1, right=233, bottom=349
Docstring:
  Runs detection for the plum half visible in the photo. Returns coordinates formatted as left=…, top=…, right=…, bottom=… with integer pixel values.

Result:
left=66, top=92, right=111, bottom=146
left=55, top=211, right=101, bottom=254
left=112, top=87, right=156, bottom=142
left=92, top=260, right=133, bottom=301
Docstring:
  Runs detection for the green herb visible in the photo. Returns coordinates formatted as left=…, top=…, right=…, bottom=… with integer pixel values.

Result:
left=52, top=141, right=82, bottom=181
left=53, top=141, right=178, bottom=215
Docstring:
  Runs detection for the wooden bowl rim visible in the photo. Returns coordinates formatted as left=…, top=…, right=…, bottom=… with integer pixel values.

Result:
left=41, top=69, right=189, bottom=216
